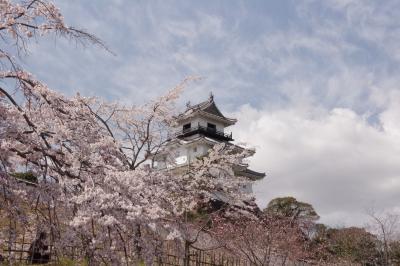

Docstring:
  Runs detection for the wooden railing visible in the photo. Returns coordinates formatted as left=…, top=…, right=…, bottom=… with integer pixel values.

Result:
left=1, top=242, right=80, bottom=264
left=175, top=125, right=233, bottom=141
left=2, top=242, right=248, bottom=265
left=154, top=246, right=248, bottom=266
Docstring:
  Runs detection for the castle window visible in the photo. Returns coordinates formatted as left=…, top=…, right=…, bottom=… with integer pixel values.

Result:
left=193, top=147, right=197, bottom=152
left=207, top=123, right=216, bottom=131
left=183, top=123, right=191, bottom=132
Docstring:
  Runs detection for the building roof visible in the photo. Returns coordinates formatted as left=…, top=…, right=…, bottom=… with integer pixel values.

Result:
left=176, top=93, right=237, bottom=126
left=237, top=168, right=266, bottom=181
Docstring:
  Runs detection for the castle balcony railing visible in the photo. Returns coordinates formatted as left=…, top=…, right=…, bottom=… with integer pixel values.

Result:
left=175, top=125, right=233, bottom=141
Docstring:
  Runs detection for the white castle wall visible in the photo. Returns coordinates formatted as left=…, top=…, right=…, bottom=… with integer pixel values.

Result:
left=176, top=115, right=226, bottom=133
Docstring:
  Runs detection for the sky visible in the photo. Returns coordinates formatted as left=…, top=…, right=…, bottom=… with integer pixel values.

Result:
left=22, top=0, right=400, bottom=227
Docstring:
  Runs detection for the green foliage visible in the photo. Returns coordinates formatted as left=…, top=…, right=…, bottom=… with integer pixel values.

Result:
left=312, top=223, right=329, bottom=243
left=326, top=227, right=380, bottom=264
left=264, top=196, right=319, bottom=221
left=57, top=257, right=88, bottom=266
left=185, top=208, right=209, bottom=222
left=11, top=171, right=38, bottom=183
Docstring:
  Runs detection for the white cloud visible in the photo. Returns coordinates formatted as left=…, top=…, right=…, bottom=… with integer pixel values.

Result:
left=233, top=102, right=400, bottom=226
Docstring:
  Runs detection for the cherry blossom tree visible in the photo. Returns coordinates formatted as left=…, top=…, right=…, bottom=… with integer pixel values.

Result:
left=211, top=215, right=310, bottom=266
left=0, top=1, right=258, bottom=264
left=0, top=0, right=108, bottom=262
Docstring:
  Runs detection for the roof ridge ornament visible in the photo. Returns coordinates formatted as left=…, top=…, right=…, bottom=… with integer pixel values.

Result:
left=176, top=93, right=237, bottom=126
left=209, top=92, right=214, bottom=102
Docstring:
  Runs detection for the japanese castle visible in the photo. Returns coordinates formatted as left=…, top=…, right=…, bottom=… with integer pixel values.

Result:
left=153, top=93, right=265, bottom=192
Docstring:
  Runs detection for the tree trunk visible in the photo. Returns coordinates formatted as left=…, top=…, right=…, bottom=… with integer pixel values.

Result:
left=134, top=224, right=143, bottom=260
left=183, top=240, right=191, bottom=266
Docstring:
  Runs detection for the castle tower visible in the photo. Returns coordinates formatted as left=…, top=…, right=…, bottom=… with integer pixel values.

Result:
left=153, top=93, right=265, bottom=190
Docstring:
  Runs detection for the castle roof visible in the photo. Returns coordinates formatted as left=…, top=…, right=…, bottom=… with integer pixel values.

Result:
left=236, top=168, right=266, bottom=181
left=176, top=93, right=237, bottom=126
